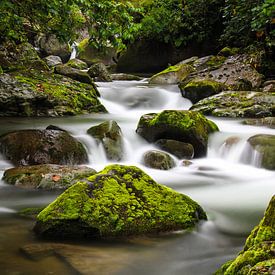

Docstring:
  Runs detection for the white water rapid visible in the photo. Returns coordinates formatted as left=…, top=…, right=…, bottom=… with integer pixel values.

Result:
left=0, top=80, right=274, bottom=274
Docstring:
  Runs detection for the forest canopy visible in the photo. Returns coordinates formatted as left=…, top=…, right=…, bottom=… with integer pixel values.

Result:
left=0, top=0, right=274, bottom=50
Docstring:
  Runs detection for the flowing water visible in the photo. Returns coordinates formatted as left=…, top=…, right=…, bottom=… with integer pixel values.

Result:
left=0, top=80, right=274, bottom=274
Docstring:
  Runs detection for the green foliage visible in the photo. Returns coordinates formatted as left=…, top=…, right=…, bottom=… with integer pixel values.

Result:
left=221, top=0, right=275, bottom=48
left=138, top=0, right=224, bottom=47
left=0, top=0, right=140, bottom=50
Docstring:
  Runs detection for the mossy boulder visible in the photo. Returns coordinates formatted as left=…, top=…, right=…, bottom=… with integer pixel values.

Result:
left=136, top=110, right=219, bottom=157
left=191, top=91, right=275, bottom=118
left=142, top=150, right=175, bottom=170
left=218, top=47, right=239, bottom=57
left=149, top=64, right=194, bottom=84
left=88, top=63, right=112, bottom=82
left=155, top=139, right=194, bottom=159
left=0, top=72, right=106, bottom=117
left=0, top=42, right=48, bottom=72
left=77, top=38, right=116, bottom=66
left=0, top=129, right=88, bottom=166
left=33, top=164, right=207, bottom=238
left=66, top=59, right=88, bottom=70
left=179, top=54, right=263, bottom=92
left=247, top=134, right=275, bottom=170
left=243, top=117, right=275, bottom=129
left=3, top=164, right=96, bottom=190
left=179, top=79, right=225, bottom=103
left=87, top=120, right=124, bottom=161
left=216, top=195, right=275, bottom=275
left=54, top=64, right=93, bottom=84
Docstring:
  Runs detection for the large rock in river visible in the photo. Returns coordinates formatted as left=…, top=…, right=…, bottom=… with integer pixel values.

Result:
left=216, top=195, right=275, bottom=274
left=3, top=164, right=96, bottom=190
left=247, top=134, right=275, bottom=170
left=33, top=164, right=207, bottom=238
left=136, top=110, right=219, bottom=157
left=191, top=91, right=275, bottom=118
left=0, top=129, right=88, bottom=166
left=0, top=72, right=106, bottom=117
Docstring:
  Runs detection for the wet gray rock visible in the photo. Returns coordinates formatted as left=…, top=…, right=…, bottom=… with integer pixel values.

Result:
left=44, top=55, right=62, bottom=67
left=0, top=129, right=88, bottom=166
left=155, top=139, right=194, bottom=159
left=110, top=73, right=142, bottom=81
left=247, top=134, right=275, bottom=170
left=243, top=117, right=275, bottom=128
left=87, top=120, right=124, bottom=161
left=3, top=164, right=96, bottom=190
left=143, top=150, right=175, bottom=170
left=88, top=63, right=112, bottom=82
left=55, top=64, right=93, bottom=84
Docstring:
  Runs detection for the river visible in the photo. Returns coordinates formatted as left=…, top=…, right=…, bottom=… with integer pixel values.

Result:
left=0, top=80, right=274, bottom=274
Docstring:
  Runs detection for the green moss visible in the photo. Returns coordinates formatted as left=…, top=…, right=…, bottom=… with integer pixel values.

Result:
left=216, top=196, right=275, bottom=274
left=66, top=59, right=88, bottom=70
left=0, top=66, right=3, bottom=74
left=77, top=38, right=89, bottom=53
left=205, top=56, right=226, bottom=69
left=14, top=72, right=106, bottom=115
left=218, top=47, right=239, bottom=57
left=35, top=164, right=207, bottom=238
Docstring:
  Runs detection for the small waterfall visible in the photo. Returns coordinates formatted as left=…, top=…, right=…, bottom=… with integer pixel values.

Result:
left=69, top=42, right=78, bottom=60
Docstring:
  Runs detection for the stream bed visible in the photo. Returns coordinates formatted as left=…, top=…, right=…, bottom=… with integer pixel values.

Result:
left=0, top=80, right=274, bottom=274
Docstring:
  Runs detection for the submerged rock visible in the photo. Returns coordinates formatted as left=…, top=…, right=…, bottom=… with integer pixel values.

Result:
left=87, top=120, right=124, bottom=161
left=155, top=139, right=194, bottom=159
left=0, top=72, right=106, bottom=116
left=216, top=195, right=275, bottom=274
left=3, top=164, right=96, bottom=190
left=34, top=164, right=207, bottom=238
left=136, top=110, right=219, bottom=157
left=247, top=134, right=275, bottom=170
left=243, top=117, right=275, bottom=129
left=191, top=91, right=275, bottom=118
left=110, top=73, right=142, bottom=81
left=143, top=150, right=175, bottom=170
left=0, top=129, right=88, bottom=166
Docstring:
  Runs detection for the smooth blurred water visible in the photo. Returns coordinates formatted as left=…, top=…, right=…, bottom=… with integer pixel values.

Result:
left=0, top=80, right=274, bottom=274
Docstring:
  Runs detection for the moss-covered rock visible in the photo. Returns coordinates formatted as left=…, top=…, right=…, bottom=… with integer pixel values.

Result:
left=191, top=91, right=275, bottom=118
left=136, top=110, right=219, bottom=157
left=87, top=120, right=124, bottom=161
left=0, top=41, right=49, bottom=72
left=216, top=195, right=275, bottom=275
left=247, top=135, right=275, bottom=170
left=66, top=59, right=88, bottom=70
left=179, top=78, right=225, bottom=103
left=149, top=64, right=194, bottom=84
left=218, top=47, right=239, bottom=57
left=54, top=64, right=93, bottom=84
left=179, top=54, right=263, bottom=92
left=33, top=164, right=207, bottom=238
left=0, top=129, right=88, bottom=166
left=0, top=65, right=3, bottom=74
left=155, top=139, right=194, bottom=159
left=142, top=150, right=175, bottom=170
left=3, top=164, right=96, bottom=190
left=77, top=38, right=116, bottom=66
left=110, top=73, right=142, bottom=81
left=0, top=72, right=106, bottom=117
